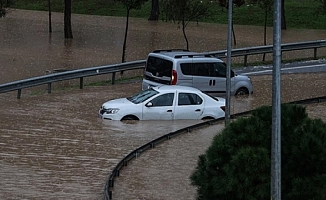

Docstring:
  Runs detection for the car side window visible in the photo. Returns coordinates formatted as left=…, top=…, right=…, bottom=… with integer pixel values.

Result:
left=151, top=93, right=174, bottom=107
left=178, top=93, right=203, bottom=106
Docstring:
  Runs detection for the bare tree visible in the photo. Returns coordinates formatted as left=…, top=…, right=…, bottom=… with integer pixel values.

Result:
left=117, top=0, right=147, bottom=63
left=48, top=0, right=52, bottom=33
left=281, top=0, right=286, bottom=30
left=249, top=0, right=273, bottom=61
left=64, top=0, right=73, bottom=38
left=162, top=0, right=210, bottom=50
left=148, top=0, right=159, bottom=20
left=217, top=0, right=245, bottom=46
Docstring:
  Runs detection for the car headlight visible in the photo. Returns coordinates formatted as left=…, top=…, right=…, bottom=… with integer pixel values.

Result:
left=106, top=108, right=119, bottom=114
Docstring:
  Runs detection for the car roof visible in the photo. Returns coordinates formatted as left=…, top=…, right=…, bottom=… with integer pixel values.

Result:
left=153, top=85, right=202, bottom=93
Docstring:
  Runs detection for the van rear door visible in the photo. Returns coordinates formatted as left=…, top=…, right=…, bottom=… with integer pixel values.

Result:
left=144, top=56, right=173, bottom=85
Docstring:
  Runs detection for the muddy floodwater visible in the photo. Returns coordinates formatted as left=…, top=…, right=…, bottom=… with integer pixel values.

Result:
left=0, top=9, right=326, bottom=200
left=0, top=74, right=325, bottom=200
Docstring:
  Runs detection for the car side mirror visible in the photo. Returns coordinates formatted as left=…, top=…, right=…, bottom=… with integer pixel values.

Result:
left=146, top=102, right=153, bottom=107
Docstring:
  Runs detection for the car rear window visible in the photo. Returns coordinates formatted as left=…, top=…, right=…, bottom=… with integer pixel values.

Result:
left=146, top=56, right=173, bottom=77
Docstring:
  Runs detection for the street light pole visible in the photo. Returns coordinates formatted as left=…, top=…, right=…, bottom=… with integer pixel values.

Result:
left=271, top=0, right=282, bottom=199
left=225, top=0, right=233, bottom=125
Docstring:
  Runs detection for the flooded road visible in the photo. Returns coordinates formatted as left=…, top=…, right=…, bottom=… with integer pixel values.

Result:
left=0, top=73, right=325, bottom=199
left=0, top=9, right=326, bottom=200
left=1, top=9, right=326, bottom=84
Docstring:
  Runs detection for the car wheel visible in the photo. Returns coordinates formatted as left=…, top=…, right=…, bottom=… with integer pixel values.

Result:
left=121, top=115, right=138, bottom=120
left=235, top=88, right=249, bottom=96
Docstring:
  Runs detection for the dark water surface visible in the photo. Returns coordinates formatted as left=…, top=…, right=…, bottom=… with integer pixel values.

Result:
left=0, top=9, right=326, bottom=200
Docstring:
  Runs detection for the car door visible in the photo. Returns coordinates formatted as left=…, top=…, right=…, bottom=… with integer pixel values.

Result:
left=174, top=92, right=204, bottom=120
left=142, top=93, right=175, bottom=120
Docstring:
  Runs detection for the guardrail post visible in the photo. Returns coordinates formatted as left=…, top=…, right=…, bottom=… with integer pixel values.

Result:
left=17, top=89, right=21, bottom=99
left=47, top=83, right=52, bottom=93
left=244, top=55, right=248, bottom=67
left=79, top=77, right=84, bottom=89
left=111, top=72, right=116, bottom=85
left=314, top=47, right=317, bottom=59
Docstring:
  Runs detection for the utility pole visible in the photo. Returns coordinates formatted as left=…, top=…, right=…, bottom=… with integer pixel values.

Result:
left=225, top=0, right=233, bottom=125
left=271, top=0, right=282, bottom=199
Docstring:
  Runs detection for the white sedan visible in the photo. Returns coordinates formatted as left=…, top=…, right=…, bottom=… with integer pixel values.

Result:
left=98, top=85, right=226, bottom=120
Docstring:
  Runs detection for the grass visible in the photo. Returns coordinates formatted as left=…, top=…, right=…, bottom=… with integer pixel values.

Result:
left=10, top=0, right=326, bottom=30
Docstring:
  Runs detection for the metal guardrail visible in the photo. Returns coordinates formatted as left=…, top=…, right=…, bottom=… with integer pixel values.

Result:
left=103, top=95, right=326, bottom=200
left=0, top=40, right=325, bottom=99
left=0, top=60, right=146, bottom=99
left=205, top=40, right=326, bottom=66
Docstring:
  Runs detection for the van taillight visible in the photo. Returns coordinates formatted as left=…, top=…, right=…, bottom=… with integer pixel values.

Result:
left=171, top=70, right=177, bottom=85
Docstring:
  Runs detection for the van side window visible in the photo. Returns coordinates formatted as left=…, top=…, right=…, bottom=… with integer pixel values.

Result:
left=180, top=63, right=193, bottom=75
left=178, top=93, right=203, bottom=106
left=146, top=56, right=173, bottom=77
left=180, top=63, right=213, bottom=77
left=212, top=62, right=227, bottom=77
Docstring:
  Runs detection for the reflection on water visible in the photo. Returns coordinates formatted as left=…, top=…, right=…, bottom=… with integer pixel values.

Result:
left=0, top=9, right=326, bottom=200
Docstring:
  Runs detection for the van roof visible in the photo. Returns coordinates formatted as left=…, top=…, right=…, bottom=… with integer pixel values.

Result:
left=149, top=50, right=218, bottom=59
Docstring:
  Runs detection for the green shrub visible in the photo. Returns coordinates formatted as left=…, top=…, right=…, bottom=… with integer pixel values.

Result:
left=191, top=103, right=326, bottom=200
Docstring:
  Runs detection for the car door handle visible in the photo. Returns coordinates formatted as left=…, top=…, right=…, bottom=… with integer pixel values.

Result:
left=195, top=109, right=201, bottom=112
left=209, top=80, right=212, bottom=86
left=213, top=80, right=216, bottom=85
left=167, top=110, right=172, bottom=112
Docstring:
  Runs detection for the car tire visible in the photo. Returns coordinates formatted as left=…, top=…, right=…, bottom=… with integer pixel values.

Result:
left=235, top=88, right=249, bottom=96
left=122, top=115, right=138, bottom=120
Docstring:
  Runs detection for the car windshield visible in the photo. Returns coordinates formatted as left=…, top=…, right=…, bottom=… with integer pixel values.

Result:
left=127, top=88, right=159, bottom=104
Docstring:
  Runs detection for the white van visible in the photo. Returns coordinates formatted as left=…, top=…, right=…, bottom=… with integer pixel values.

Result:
left=142, top=49, right=253, bottom=96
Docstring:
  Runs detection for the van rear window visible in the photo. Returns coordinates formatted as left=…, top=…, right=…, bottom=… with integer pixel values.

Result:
left=146, top=56, right=173, bottom=77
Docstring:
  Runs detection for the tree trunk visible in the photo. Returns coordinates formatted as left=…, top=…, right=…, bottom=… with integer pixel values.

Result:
left=64, top=0, right=73, bottom=38
left=48, top=0, right=52, bottom=33
left=0, top=1, right=4, bottom=17
left=148, top=0, right=159, bottom=21
left=232, top=23, right=237, bottom=46
left=263, top=9, right=268, bottom=61
left=281, top=0, right=286, bottom=30
left=182, top=20, right=189, bottom=50
left=122, top=7, right=130, bottom=63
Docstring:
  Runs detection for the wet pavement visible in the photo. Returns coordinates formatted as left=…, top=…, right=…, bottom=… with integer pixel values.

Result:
left=0, top=9, right=326, bottom=200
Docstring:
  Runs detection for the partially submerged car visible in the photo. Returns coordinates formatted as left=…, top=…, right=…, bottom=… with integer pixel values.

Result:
left=99, top=85, right=225, bottom=120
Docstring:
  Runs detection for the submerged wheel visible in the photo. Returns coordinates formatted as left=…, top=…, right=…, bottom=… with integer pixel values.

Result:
left=235, top=88, right=249, bottom=96
left=121, top=115, right=139, bottom=120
